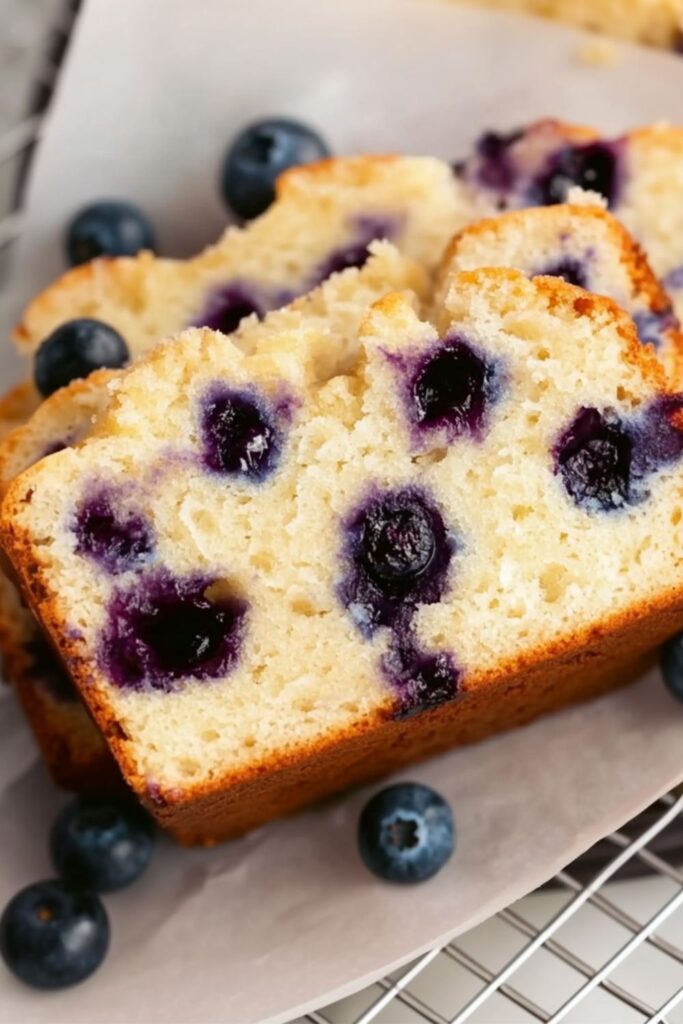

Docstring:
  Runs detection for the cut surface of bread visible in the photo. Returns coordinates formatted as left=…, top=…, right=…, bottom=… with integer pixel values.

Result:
left=13, top=155, right=468, bottom=360
left=4, top=257, right=683, bottom=843
left=0, top=243, right=426, bottom=799
left=458, top=120, right=683, bottom=334
left=438, top=203, right=683, bottom=378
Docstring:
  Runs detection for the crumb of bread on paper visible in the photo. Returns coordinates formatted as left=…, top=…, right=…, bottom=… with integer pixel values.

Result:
left=565, top=185, right=608, bottom=209
left=576, top=38, right=619, bottom=66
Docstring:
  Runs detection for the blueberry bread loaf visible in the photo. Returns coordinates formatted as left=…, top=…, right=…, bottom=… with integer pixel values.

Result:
left=4, top=260, right=683, bottom=844
left=13, top=156, right=467, bottom=363
left=438, top=204, right=683, bottom=378
left=0, top=243, right=428, bottom=797
left=453, top=0, right=683, bottom=49
left=0, top=375, right=121, bottom=793
left=459, top=120, right=683, bottom=330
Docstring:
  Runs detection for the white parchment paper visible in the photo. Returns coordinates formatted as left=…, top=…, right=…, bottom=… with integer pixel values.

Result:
left=1, top=2, right=683, bottom=1022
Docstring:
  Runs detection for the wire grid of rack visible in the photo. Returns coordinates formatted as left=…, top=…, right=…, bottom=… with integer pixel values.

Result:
left=1, top=3, right=682, bottom=1022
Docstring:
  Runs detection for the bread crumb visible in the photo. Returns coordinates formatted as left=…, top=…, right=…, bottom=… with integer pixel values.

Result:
left=576, top=38, right=619, bottom=66
left=565, top=185, right=608, bottom=210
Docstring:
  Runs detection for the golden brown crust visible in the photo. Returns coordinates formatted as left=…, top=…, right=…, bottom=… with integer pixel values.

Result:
left=0, top=377, right=122, bottom=793
left=0, top=380, right=41, bottom=442
left=0, top=369, right=115, bottom=499
left=277, top=154, right=401, bottom=197
left=13, top=669, right=124, bottom=795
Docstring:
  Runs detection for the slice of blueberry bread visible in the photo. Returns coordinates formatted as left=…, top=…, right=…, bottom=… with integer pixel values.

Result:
left=0, top=242, right=427, bottom=801
left=458, top=119, right=683, bottom=330
left=4, top=262, right=683, bottom=843
left=13, top=155, right=467, bottom=362
left=438, top=203, right=683, bottom=378
left=0, top=375, right=122, bottom=794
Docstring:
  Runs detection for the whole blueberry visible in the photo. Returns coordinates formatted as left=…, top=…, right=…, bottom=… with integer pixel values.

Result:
left=50, top=797, right=155, bottom=893
left=66, top=200, right=155, bottom=266
left=358, top=782, right=454, bottom=884
left=362, top=501, right=436, bottom=585
left=34, top=318, right=129, bottom=397
left=0, top=879, right=109, bottom=989
left=555, top=407, right=632, bottom=512
left=660, top=633, right=683, bottom=702
left=221, top=117, right=331, bottom=220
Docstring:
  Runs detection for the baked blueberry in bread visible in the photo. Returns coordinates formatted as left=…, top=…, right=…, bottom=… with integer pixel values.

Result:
left=4, top=258, right=683, bottom=844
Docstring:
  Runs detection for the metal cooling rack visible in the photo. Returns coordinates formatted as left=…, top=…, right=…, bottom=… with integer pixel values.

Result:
left=1, top=3, right=682, bottom=1022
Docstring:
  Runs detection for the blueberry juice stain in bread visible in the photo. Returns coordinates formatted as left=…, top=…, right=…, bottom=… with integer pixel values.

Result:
left=190, top=214, right=400, bottom=336
left=339, top=487, right=460, bottom=716
left=199, top=384, right=286, bottom=481
left=534, top=256, right=590, bottom=288
left=633, top=307, right=679, bottom=352
left=191, top=282, right=270, bottom=336
left=311, top=214, right=400, bottom=283
left=98, top=570, right=248, bottom=693
left=72, top=485, right=155, bottom=574
left=555, top=398, right=683, bottom=513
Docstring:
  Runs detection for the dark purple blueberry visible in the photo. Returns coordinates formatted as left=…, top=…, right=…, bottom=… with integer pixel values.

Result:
left=471, top=128, right=523, bottom=192
left=99, top=570, right=248, bottom=692
left=533, top=142, right=619, bottom=207
left=382, top=628, right=460, bottom=717
left=24, top=636, right=77, bottom=703
left=66, top=200, right=155, bottom=266
left=34, top=319, right=129, bottom=398
left=192, top=283, right=264, bottom=335
left=358, top=783, right=454, bottom=884
left=200, top=385, right=281, bottom=480
left=50, top=797, right=155, bottom=893
left=409, top=335, right=499, bottom=438
left=73, top=487, right=154, bottom=574
left=536, top=257, right=588, bottom=288
left=339, top=488, right=454, bottom=635
left=312, top=215, right=397, bottom=282
left=0, top=879, right=109, bottom=989
left=661, top=632, right=683, bottom=702
left=555, top=407, right=632, bottom=512
left=221, top=117, right=331, bottom=220
left=362, top=501, right=436, bottom=585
